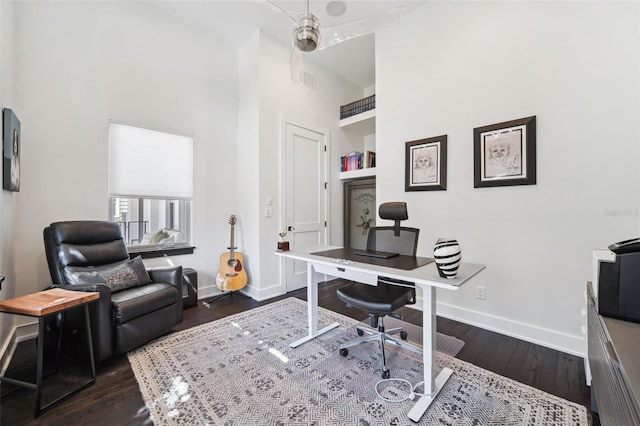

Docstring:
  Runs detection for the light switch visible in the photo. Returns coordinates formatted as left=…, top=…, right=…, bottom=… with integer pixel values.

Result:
left=265, top=207, right=274, bottom=217
left=266, top=195, right=273, bottom=206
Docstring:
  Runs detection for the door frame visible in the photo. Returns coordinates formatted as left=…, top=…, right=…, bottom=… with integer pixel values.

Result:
left=279, top=118, right=331, bottom=293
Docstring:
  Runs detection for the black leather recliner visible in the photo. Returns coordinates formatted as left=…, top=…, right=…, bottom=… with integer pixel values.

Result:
left=43, top=220, right=183, bottom=363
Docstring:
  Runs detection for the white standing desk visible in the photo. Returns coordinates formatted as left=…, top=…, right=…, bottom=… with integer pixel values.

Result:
left=275, top=245, right=485, bottom=422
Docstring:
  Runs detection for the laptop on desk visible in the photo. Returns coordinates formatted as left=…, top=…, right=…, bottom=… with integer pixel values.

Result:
left=353, top=250, right=399, bottom=259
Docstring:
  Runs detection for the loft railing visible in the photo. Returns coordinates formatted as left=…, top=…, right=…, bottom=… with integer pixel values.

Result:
left=115, top=221, right=148, bottom=245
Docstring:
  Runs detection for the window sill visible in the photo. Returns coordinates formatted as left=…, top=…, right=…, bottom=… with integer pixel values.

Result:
left=128, top=245, right=195, bottom=259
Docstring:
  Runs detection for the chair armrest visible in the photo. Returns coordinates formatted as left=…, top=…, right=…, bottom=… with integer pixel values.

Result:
left=147, top=265, right=183, bottom=289
left=147, top=266, right=183, bottom=321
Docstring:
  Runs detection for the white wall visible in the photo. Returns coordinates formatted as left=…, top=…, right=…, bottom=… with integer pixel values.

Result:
left=237, top=30, right=262, bottom=294
left=0, top=0, right=19, bottom=346
left=10, top=1, right=238, bottom=299
left=243, top=32, right=364, bottom=300
left=377, top=1, right=639, bottom=355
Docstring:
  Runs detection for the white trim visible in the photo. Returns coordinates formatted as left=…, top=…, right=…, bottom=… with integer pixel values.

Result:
left=409, top=300, right=585, bottom=357
left=1, top=322, right=38, bottom=376
left=199, top=281, right=285, bottom=303
left=237, top=282, right=284, bottom=302
left=339, top=168, right=376, bottom=180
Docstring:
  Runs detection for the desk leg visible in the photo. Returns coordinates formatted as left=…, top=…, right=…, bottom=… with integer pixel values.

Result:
left=54, top=311, right=66, bottom=374
left=84, top=304, right=96, bottom=383
left=408, top=286, right=453, bottom=422
left=290, top=262, right=339, bottom=348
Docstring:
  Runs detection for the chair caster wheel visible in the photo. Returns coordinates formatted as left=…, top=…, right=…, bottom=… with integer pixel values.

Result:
left=400, top=330, right=408, bottom=340
left=357, top=329, right=364, bottom=336
left=382, top=369, right=390, bottom=379
left=340, top=348, right=348, bottom=357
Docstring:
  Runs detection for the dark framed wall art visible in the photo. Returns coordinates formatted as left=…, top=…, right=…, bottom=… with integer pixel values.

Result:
left=473, top=116, right=536, bottom=188
left=3, top=108, right=21, bottom=192
left=405, top=135, right=447, bottom=191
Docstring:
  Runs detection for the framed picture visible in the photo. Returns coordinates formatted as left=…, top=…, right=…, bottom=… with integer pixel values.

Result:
left=405, top=135, right=447, bottom=191
left=473, top=116, right=536, bottom=188
left=3, top=108, right=21, bottom=192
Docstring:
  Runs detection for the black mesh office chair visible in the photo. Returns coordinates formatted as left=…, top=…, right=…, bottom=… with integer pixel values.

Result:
left=337, top=202, right=422, bottom=379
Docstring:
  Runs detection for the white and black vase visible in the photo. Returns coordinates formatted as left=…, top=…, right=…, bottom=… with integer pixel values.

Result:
left=433, top=238, right=461, bottom=279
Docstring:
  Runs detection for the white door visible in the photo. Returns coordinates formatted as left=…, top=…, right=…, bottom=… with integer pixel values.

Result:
left=284, top=123, right=327, bottom=292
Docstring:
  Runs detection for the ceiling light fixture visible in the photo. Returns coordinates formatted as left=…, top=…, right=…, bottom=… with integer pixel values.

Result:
left=293, top=0, right=321, bottom=52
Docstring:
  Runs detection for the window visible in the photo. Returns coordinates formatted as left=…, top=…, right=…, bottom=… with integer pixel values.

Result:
left=108, top=122, right=193, bottom=250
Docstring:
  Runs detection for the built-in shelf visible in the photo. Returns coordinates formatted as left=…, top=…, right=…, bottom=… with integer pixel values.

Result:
left=339, top=109, right=375, bottom=134
left=339, top=104, right=376, bottom=179
left=339, top=167, right=376, bottom=180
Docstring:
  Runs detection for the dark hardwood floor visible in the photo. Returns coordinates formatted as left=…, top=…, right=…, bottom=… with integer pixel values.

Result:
left=1, top=280, right=597, bottom=425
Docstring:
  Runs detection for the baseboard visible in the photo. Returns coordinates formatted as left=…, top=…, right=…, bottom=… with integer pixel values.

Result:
left=0, top=322, right=38, bottom=376
left=198, top=283, right=283, bottom=303
left=198, top=283, right=219, bottom=300
left=424, top=300, right=585, bottom=357
left=246, top=283, right=284, bottom=301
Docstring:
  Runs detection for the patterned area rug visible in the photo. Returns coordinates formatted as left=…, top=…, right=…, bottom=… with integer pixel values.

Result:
left=128, top=298, right=589, bottom=425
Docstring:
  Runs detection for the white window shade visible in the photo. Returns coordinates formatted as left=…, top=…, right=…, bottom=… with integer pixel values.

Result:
left=109, top=122, right=193, bottom=199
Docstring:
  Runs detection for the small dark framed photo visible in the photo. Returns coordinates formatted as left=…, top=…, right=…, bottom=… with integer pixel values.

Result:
left=3, top=108, right=21, bottom=192
left=473, top=116, right=536, bottom=188
left=405, top=135, right=447, bottom=191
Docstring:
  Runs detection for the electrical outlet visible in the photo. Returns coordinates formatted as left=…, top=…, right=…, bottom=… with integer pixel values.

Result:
left=476, top=286, right=486, bottom=300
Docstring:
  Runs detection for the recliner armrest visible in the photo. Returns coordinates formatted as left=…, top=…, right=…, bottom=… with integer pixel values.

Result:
left=147, top=265, right=183, bottom=289
left=147, top=265, right=183, bottom=322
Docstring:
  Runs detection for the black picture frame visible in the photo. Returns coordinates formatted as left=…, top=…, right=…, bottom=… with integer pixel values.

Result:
left=3, top=108, right=21, bottom=192
left=405, top=135, right=447, bottom=191
left=473, top=116, right=536, bottom=188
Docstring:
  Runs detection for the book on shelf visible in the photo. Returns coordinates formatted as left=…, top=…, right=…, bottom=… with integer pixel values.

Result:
left=340, top=94, right=376, bottom=120
left=340, top=151, right=375, bottom=172
left=365, top=151, right=376, bottom=168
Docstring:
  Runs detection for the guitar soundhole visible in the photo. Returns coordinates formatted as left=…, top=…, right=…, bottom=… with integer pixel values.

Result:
left=226, top=258, right=243, bottom=276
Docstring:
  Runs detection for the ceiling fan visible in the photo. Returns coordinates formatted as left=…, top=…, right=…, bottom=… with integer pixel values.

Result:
left=267, top=0, right=405, bottom=83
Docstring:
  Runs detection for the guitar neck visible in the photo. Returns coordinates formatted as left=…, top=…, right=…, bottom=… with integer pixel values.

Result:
left=229, top=224, right=236, bottom=259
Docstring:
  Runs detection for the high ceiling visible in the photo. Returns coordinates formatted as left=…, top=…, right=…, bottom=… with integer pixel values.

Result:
left=150, top=0, right=427, bottom=88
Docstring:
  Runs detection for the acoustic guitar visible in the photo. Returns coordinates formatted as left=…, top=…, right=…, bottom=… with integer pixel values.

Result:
left=216, top=215, right=248, bottom=291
